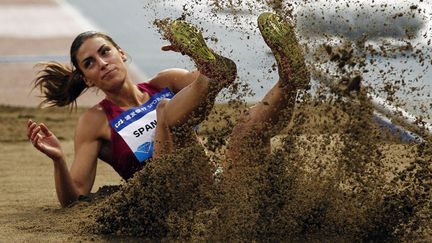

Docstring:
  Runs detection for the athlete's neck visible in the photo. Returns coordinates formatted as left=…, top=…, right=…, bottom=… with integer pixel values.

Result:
left=106, top=81, right=149, bottom=109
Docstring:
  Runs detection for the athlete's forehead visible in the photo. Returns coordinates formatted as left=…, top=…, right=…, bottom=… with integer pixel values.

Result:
left=76, top=37, right=112, bottom=61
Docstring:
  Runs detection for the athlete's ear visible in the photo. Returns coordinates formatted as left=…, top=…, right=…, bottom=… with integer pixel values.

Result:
left=83, top=76, right=94, bottom=87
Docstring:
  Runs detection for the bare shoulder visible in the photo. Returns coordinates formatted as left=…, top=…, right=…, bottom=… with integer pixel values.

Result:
left=148, top=68, right=199, bottom=92
left=76, top=105, right=109, bottom=140
left=152, top=68, right=190, bottom=81
left=78, top=105, right=106, bottom=124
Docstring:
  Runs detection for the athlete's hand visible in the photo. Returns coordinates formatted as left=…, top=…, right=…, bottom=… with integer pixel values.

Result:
left=27, top=120, right=64, bottom=161
left=161, top=44, right=184, bottom=54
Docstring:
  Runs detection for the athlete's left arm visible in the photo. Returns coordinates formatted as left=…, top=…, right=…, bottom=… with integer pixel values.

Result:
left=148, top=68, right=200, bottom=94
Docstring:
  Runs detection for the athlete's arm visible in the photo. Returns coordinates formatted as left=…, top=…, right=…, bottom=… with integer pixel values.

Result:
left=67, top=108, right=107, bottom=202
left=27, top=107, right=104, bottom=207
left=27, top=119, right=81, bottom=207
left=148, top=68, right=200, bottom=94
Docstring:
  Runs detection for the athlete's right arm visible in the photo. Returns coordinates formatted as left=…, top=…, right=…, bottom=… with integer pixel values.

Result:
left=27, top=107, right=106, bottom=207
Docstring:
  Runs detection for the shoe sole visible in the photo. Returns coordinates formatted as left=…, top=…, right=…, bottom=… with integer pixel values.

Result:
left=258, top=12, right=309, bottom=88
left=167, top=20, right=216, bottom=63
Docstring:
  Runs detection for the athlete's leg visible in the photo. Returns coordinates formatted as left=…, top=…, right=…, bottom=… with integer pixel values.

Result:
left=153, top=99, right=174, bottom=157
left=225, top=82, right=298, bottom=166
left=226, top=12, right=310, bottom=169
left=159, top=20, right=237, bottom=129
left=153, top=20, right=236, bottom=155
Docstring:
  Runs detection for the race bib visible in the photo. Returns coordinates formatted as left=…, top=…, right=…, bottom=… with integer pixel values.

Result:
left=110, top=88, right=174, bottom=163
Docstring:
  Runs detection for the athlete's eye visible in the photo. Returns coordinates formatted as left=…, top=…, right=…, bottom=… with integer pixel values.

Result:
left=101, top=47, right=112, bottom=56
left=83, top=59, right=94, bottom=69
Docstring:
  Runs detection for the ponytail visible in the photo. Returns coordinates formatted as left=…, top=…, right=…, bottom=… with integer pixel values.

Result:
left=33, top=62, right=87, bottom=109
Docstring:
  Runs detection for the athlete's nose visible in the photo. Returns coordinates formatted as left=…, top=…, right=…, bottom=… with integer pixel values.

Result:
left=97, top=56, right=108, bottom=70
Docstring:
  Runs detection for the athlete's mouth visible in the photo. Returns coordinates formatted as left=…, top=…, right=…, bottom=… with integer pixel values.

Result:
left=102, top=68, right=116, bottom=80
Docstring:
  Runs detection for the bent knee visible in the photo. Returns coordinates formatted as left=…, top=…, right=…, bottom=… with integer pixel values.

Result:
left=234, top=108, right=267, bottom=131
left=230, top=108, right=272, bottom=143
left=156, top=99, right=170, bottom=116
left=155, top=99, right=171, bottom=127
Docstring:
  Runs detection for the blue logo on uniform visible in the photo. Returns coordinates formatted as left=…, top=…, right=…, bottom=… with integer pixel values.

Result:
left=134, top=142, right=154, bottom=162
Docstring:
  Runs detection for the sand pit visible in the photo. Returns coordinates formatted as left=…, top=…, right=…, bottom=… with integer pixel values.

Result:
left=1, top=96, right=430, bottom=242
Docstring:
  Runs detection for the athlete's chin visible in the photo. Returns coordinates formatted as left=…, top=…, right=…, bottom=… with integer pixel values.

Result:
left=107, top=78, right=125, bottom=88
left=106, top=72, right=126, bottom=83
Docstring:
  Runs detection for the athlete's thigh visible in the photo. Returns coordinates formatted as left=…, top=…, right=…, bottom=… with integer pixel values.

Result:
left=225, top=106, right=272, bottom=166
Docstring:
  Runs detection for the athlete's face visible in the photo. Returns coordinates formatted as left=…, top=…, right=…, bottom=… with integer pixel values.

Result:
left=76, top=37, right=128, bottom=92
